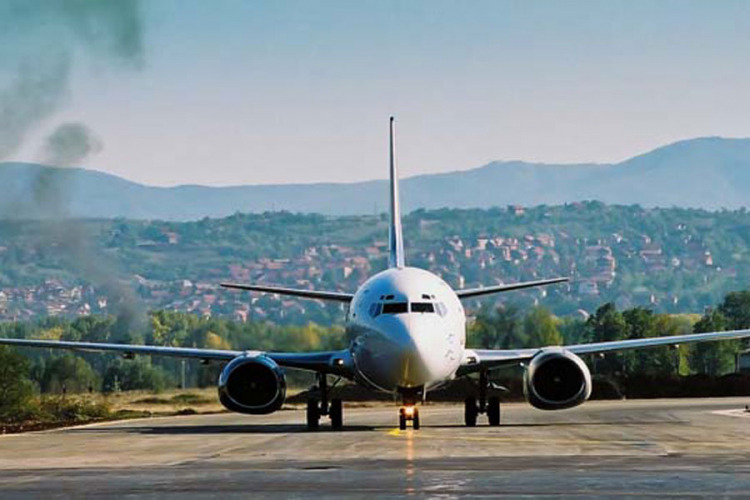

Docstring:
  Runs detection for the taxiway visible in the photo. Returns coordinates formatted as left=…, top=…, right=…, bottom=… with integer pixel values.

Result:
left=1, top=398, right=749, bottom=498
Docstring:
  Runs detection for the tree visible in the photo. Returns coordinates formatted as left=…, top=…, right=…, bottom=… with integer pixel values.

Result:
left=469, top=305, right=526, bottom=349
left=102, top=358, right=173, bottom=393
left=586, top=303, right=628, bottom=376
left=524, top=307, right=562, bottom=347
left=718, top=291, right=750, bottom=329
left=0, top=347, right=36, bottom=422
left=587, top=303, right=629, bottom=343
left=40, top=355, right=100, bottom=394
left=690, top=308, right=737, bottom=376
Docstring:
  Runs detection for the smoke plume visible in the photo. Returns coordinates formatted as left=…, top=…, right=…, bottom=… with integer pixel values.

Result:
left=0, top=0, right=144, bottom=161
left=0, top=1, right=147, bottom=333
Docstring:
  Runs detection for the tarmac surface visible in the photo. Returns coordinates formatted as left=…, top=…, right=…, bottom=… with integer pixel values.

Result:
left=1, top=398, right=749, bottom=498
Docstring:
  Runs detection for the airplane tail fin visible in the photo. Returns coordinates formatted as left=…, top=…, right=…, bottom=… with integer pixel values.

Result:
left=388, top=116, right=405, bottom=269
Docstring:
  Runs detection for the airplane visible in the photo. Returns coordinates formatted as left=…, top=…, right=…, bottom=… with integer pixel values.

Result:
left=3, top=117, right=750, bottom=431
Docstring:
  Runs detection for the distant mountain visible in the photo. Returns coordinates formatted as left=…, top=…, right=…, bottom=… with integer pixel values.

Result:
left=2, top=137, right=750, bottom=220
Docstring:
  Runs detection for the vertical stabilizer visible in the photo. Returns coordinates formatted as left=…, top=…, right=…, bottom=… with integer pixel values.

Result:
left=388, top=117, right=406, bottom=268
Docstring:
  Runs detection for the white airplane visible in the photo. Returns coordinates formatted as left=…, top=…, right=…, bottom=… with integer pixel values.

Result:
left=3, top=118, right=750, bottom=431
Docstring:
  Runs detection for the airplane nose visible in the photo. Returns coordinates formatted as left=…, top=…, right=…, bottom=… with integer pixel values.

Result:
left=390, top=316, right=454, bottom=387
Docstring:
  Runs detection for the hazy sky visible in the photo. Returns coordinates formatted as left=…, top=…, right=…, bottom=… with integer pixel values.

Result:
left=5, top=0, right=750, bottom=186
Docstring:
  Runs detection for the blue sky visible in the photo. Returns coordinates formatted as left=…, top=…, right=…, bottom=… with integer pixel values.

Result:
left=7, top=0, right=750, bottom=185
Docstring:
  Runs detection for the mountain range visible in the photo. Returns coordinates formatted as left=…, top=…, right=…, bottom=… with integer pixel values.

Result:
left=2, top=137, right=750, bottom=221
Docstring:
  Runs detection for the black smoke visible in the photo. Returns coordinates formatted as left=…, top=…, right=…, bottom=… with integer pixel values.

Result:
left=0, top=1, right=147, bottom=334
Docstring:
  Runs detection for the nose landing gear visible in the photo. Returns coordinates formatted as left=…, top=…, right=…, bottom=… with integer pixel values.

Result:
left=397, top=386, right=423, bottom=430
left=399, top=405, right=420, bottom=430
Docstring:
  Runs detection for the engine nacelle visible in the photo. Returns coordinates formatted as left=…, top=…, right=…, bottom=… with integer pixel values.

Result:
left=524, top=348, right=592, bottom=410
left=218, top=355, right=286, bottom=415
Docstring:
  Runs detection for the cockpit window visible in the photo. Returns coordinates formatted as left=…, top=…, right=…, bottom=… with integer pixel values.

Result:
left=411, top=302, right=435, bottom=313
left=369, top=303, right=381, bottom=318
left=381, top=302, right=408, bottom=314
left=435, top=302, right=448, bottom=317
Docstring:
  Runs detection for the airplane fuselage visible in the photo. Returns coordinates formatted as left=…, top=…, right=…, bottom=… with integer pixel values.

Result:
left=346, top=266, right=466, bottom=394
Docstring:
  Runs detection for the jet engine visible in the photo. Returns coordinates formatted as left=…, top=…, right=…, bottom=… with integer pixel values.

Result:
left=524, top=348, right=592, bottom=410
left=218, top=355, right=286, bottom=414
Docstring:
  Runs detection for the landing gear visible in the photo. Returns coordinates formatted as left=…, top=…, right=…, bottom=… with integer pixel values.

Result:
left=330, top=398, right=343, bottom=430
left=464, top=371, right=502, bottom=427
left=306, top=373, right=344, bottom=431
left=307, top=397, right=320, bottom=430
left=487, top=396, right=501, bottom=426
left=399, top=406, right=420, bottom=430
left=397, top=386, right=423, bottom=430
left=464, top=397, right=478, bottom=427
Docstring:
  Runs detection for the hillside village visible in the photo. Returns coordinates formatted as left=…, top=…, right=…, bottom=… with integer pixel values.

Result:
left=0, top=203, right=736, bottom=325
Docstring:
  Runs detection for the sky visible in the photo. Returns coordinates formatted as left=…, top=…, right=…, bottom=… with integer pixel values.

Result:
left=3, top=0, right=750, bottom=186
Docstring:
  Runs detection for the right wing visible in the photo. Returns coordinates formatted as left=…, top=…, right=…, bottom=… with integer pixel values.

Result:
left=221, top=283, right=353, bottom=303
left=459, top=327, right=750, bottom=375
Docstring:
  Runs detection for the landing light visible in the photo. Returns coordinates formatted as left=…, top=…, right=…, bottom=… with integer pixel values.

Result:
left=404, top=406, right=415, bottom=417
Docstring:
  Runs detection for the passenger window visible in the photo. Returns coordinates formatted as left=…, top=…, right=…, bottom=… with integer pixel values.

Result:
left=411, top=302, right=435, bottom=313
left=382, top=302, right=408, bottom=314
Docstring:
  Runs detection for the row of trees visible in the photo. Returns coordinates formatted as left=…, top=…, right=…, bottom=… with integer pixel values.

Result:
left=470, top=291, right=750, bottom=378
left=2, top=292, right=750, bottom=422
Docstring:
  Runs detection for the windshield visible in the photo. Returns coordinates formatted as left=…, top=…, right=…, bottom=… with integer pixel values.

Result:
left=381, top=302, right=408, bottom=314
left=411, top=302, right=435, bottom=313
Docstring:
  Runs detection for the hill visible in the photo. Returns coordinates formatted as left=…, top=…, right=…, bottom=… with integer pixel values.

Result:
left=2, top=137, right=750, bottom=220
left=2, top=203, right=750, bottom=325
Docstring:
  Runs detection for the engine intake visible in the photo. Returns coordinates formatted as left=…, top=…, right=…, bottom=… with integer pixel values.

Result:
left=524, top=348, right=591, bottom=410
left=218, top=355, right=286, bottom=414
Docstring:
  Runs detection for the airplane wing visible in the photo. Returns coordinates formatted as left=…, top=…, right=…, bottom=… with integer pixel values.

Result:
left=221, top=283, right=353, bottom=303
left=0, top=338, right=354, bottom=377
left=458, top=327, right=750, bottom=375
left=455, top=277, right=569, bottom=299
left=222, top=277, right=568, bottom=302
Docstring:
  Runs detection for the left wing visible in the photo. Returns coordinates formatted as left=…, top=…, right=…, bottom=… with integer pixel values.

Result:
left=0, top=338, right=354, bottom=377
left=459, top=328, right=750, bottom=375
left=455, top=277, right=569, bottom=299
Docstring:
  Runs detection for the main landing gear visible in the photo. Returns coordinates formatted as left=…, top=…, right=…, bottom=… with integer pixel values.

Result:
left=465, top=370, right=501, bottom=427
left=307, top=373, right=343, bottom=431
left=398, top=387, right=422, bottom=430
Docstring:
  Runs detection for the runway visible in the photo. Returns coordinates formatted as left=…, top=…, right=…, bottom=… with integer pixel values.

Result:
left=1, top=398, right=749, bottom=498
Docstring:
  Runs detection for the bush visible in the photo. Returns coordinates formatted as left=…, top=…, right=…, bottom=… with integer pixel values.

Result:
left=36, top=396, right=111, bottom=423
left=39, top=355, right=100, bottom=394
left=0, top=347, right=37, bottom=423
left=102, top=358, right=173, bottom=393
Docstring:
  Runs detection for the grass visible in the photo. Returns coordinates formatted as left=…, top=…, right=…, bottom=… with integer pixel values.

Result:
left=106, top=388, right=225, bottom=415
left=133, top=393, right=213, bottom=406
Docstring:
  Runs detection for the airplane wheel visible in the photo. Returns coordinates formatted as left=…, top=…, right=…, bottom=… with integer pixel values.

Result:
left=399, top=408, right=407, bottom=430
left=330, top=398, right=343, bottom=430
left=412, top=408, right=420, bottom=430
left=464, top=397, right=478, bottom=427
left=487, top=396, right=501, bottom=426
left=306, top=398, right=320, bottom=431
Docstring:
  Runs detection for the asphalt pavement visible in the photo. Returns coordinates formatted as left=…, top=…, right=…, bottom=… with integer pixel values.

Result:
left=1, top=398, right=749, bottom=498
